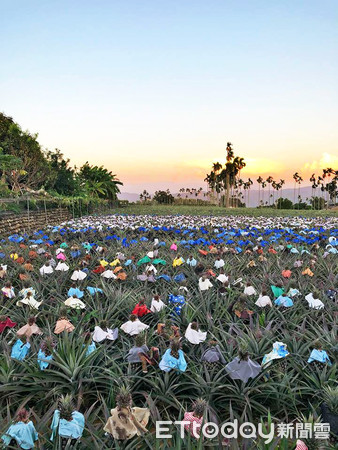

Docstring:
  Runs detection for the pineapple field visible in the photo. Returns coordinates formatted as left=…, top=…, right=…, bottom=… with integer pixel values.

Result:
left=0, top=213, right=337, bottom=449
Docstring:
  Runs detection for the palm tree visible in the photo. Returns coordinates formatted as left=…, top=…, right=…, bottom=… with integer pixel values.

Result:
left=261, top=181, right=267, bottom=207
left=278, top=179, right=285, bottom=208
left=178, top=188, right=185, bottom=204
left=266, top=176, right=273, bottom=207
left=326, top=170, right=338, bottom=206
left=232, top=178, right=238, bottom=207
left=297, top=174, right=303, bottom=209
left=212, top=162, right=222, bottom=174
left=291, top=172, right=303, bottom=209
left=212, top=163, right=222, bottom=204
left=309, top=173, right=317, bottom=209
left=246, top=178, right=253, bottom=207
left=205, top=164, right=222, bottom=205
left=215, top=175, right=224, bottom=205
left=256, top=176, right=263, bottom=207
left=274, top=181, right=281, bottom=208
left=241, top=180, right=249, bottom=206
left=271, top=180, right=278, bottom=207
left=292, top=172, right=299, bottom=207
left=221, top=142, right=246, bottom=208
left=237, top=178, right=244, bottom=207
left=318, top=175, right=324, bottom=201
left=204, top=172, right=216, bottom=203
left=139, top=190, right=151, bottom=203
left=322, top=168, right=335, bottom=209
left=83, top=179, right=107, bottom=198
left=78, top=163, right=123, bottom=201
left=205, top=143, right=245, bottom=207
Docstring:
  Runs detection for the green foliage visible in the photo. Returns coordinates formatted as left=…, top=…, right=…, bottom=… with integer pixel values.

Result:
left=0, top=112, right=50, bottom=191
left=296, top=412, right=323, bottom=449
left=0, top=226, right=337, bottom=446
left=0, top=148, right=24, bottom=196
left=45, top=149, right=80, bottom=196
left=293, top=201, right=310, bottom=210
left=0, top=149, right=23, bottom=174
left=58, top=394, right=75, bottom=421
left=116, top=387, right=132, bottom=409
left=0, top=113, right=123, bottom=201
left=311, top=196, right=327, bottom=210
left=153, top=189, right=175, bottom=204
left=205, top=142, right=246, bottom=207
left=0, top=180, right=12, bottom=198
left=192, top=398, right=207, bottom=416
left=140, top=190, right=151, bottom=203
left=78, top=162, right=123, bottom=200
left=321, top=386, right=338, bottom=413
left=276, top=198, right=294, bottom=209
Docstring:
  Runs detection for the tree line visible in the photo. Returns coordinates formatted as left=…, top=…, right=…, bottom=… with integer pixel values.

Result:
left=140, top=143, right=337, bottom=209
left=1, top=114, right=336, bottom=210
left=0, top=113, right=122, bottom=202
left=204, top=143, right=337, bottom=209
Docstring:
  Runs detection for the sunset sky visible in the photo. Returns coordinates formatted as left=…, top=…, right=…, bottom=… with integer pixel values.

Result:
left=1, top=0, right=337, bottom=193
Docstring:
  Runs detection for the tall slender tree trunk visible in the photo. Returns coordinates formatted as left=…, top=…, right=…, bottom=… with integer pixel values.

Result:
left=226, top=173, right=230, bottom=208
left=313, top=188, right=316, bottom=209
left=298, top=184, right=301, bottom=209
left=258, top=185, right=260, bottom=208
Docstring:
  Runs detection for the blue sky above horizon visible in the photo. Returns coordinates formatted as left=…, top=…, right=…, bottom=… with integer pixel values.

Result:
left=1, top=0, right=337, bottom=193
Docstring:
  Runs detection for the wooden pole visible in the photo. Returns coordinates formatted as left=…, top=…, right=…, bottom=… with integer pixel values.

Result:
left=44, top=199, right=48, bottom=224
left=27, top=197, right=30, bottom=233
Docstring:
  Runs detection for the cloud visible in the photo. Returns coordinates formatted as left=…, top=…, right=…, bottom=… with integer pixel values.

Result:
left=301, top=152, right=338, bottom=174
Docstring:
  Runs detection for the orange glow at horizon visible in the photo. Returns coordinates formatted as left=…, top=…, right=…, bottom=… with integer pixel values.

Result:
left=111, top=152, right=338, bottom=190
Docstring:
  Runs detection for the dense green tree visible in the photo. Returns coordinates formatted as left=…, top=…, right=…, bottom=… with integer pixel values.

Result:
left=220, top=143, right=246, bottom=208
left=153, top=189, right=174, bottom=204
left=0, top=149, right=23, bottom=183
left=275, top=197, right=293, bottom=209
left=311, top=196, right=327, bottom=210
left=205, top=143, right=246, bottom=207
left=45, top=149, right=79, bottom=196
left=78, top=162, right=123, bottom=200
left=0, top=149, right=24, bottom=196
left=293, top=200, right=309, bottom=210
left=0, top=113, right=50, bottom=191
